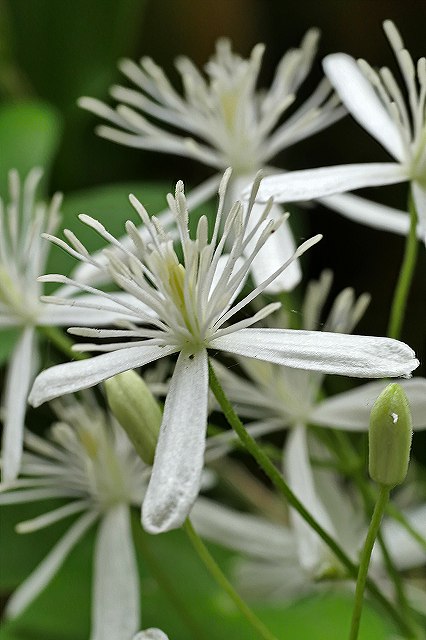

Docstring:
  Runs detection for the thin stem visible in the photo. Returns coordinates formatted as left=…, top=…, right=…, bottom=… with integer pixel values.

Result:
left=208, top=358, right=411, bottom=637
left=349, top=485, right=390, bottom=640
left=183, top=519, right=279, bottom=640
left=387, top=190, right=419, bottom=339
left=37, top=325, right=87, bottom=361
left=330, top=429, right=420, bottom=622
left=136, top=528, right=207, bottom=640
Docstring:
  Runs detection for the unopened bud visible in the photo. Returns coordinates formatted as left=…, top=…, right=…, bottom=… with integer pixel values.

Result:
left=369, top=383, right=413, bottom=487
left=105, top=371, right=162, bottom=465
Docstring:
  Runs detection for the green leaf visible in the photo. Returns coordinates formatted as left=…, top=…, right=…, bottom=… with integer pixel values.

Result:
left=0, top=102, right=61, bottom=194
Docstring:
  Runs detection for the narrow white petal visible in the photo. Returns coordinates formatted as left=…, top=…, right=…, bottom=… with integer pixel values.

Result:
left=40, top=292, right=154, bottom=326
left=1, top=328, right=36, bottom=482
left=323, top=53, right=405, bottom=161
left=285, top=425, right=334, bottom=573
left=310, top=378, right=426, bottom=431
left=320, top=193, right=416, bottom=236
left=228, top=177, right=300, bottom=292
left=412, top=181, right=426, bottom=246
left=254, top=163, right=407, bottom=203
left=248, top=203, right=301, bottom=292
left=133, top=630, right=169, bottom=640
left=91, top=506, right=140, bottom=640
left=5, top=511, right=97, bottom=619
left=191, top=497, right=295, bottom=560
left=372, top=504, right=426, bottom=571
left=210, top=328, right=419, bottom=378
left=142, top=349, right=208, bottom=533
left=29, top=345, right=178, bottom=407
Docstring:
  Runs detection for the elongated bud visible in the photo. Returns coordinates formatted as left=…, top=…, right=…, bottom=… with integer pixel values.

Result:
left=105, top=371, right=162, bottom=465
left=369, top=383, right=413, bottom=487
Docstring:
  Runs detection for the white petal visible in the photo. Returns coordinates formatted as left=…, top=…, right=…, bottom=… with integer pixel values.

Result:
left=412, top=181, right=426, bottom=246
left=5, top=511, right=97, bottom=619
left=311, top=378, right=426, bottom=431
left=191, top=497, right=295, bottom=561
left=228, top=177, right=300, bottom=292
left=1, top=327, right=36, bottom=482
left=285, top=425, right=334, bottom=573
left=254, top=163, right=407, bottom=203
left=210, top=328, right=419, bottom=378
left=248, top=203, right=301, bottom=292
left=40, top=292, right=154, bottom=326
left=142, top=349, right=208, bottom=533
left=320, top=193, right=415, bottom=236
left=372, top=504, right=426, bottom=571
left=91, top=505, right=140, bottom=640
left=323, top=53, right=405, bottom=161
left=133, top=630, right=169, bottom=640
left=29, top=344, right=178, bottom=407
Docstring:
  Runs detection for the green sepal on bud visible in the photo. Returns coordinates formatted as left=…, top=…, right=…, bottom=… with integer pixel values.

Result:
left=105, top=371, right=162, bottom=465
left=369, top=383, right=413, bottom=488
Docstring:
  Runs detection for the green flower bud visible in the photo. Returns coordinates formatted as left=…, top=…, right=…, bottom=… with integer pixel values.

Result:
left=105, top=371, right=162, bottom=465
left=369, top=383, right=413, bottom=487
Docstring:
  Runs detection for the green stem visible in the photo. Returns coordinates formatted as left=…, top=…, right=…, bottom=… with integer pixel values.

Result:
left=183, top=519, right=279, bottom=640
left=349, top=485, right=390, bottom=640
left=136, top=529, right=207, bottom=640
left=208, top=359, right=411, bottom=637
left=330, top=429, right=420, bottom=622
left=37, top=325, right=87, bottom=361
left=387, top=190, right=419, bottom=339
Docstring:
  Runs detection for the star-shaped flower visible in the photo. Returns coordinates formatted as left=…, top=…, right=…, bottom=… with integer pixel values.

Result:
left=254, top=21, right=426, bottom=243
left=77, top=33, right=345, bottom=292
left=28, top=172, right=419, bottom=534
left=0, top=169, right=137, bottom=481
left=0, top=394, right=145, bottom=640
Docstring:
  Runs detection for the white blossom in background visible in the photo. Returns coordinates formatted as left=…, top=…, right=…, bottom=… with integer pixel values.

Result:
left=213, top=270, right=426, bottom=575
left=134, top=630, right=169, bottom=640
left=0, top=394, right=145, bottom=640
left=28, top=172, right=419, bottom=535
left=191, top=494, right=426, bottom=607
left=254, top=21, right=426, bottom=243
left=77, top=31, right=346, bottom=292
left=0, top=169, right=141, bottom=482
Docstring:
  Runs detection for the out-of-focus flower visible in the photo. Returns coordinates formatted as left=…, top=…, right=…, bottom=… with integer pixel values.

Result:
left=0, top=169, right=138, bottom=481
left=77, top=32, right=345, bottom=292
left=254, top=21, right=426, bottom=243
left=28, top=173, right=418, bottom=535
left=0, top=394, right=146, bottom=640
left=213, top=271, right=426, bottom=574
left=134, top=630, right=169, bottom=640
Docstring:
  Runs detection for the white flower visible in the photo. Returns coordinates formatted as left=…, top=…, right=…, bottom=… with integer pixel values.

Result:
left=191, top=493, right=426, bottom=607
left=213, top=271, right=426, bottom=574
left=254, top=21, right=426, bottom=243
left=134, top=630, right=169, bottom=640
left=28, top=172, right=419, bottom=534
left=0, top=394, right=145, bottom=640
left=0, top=169, right=137, bottom=482
left=77, top=32, right=344, bottom=292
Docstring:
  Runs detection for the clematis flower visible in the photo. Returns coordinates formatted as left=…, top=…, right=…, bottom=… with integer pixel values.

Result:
left=213, top=271, right=426, bottom=574
left=192, top=494, right=426, bottom=608
left=134, top=631, right=169, bottom=640
left=0, top=169, right=141, bottom=482
left=0, top=394, right=145, bottom=640
left=77, top=32, right=345, bottom=292
left=28, top=172, right=419, bottom=534
left=254, top=21, right=426, bottom=243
